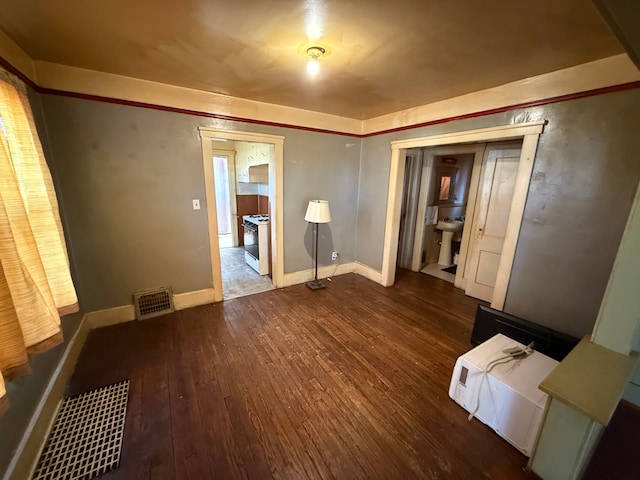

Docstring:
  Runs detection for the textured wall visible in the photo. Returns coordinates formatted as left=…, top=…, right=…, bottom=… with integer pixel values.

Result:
left=33, top=88, right=640, bottom=338
left=39, top=95, right=360, bottom=311
left=504, top=91, right=640, bottom=338
left=358, top=89, right=640, bottom=338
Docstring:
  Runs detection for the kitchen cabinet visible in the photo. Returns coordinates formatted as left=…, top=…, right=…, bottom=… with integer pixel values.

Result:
left=248, top=164, right=268, bottom=183
left=236, top=142, right=272, bottom=183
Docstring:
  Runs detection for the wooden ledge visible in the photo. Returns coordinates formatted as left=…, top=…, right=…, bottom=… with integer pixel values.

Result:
left=539, top=336, right=638, bottom=425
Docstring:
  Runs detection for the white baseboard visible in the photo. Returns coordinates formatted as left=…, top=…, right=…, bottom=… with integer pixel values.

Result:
left=173, top=288, right=215, bottom=310
left=280, top=262, right=387, bottom=288
left=281, top=262, right=356, bottom=287
left=5, top=314, right=91, bottom=480
left=86, top=304, right=136, bottom=329
left=354, top=262, right=384, bottom=285
left=86, top=287, right=216, bottom=329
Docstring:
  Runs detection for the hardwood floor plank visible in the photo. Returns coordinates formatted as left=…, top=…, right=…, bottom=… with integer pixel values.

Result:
left=66, top=271, right=538, bottom=479
left=169, top=317, right=214, bottom=479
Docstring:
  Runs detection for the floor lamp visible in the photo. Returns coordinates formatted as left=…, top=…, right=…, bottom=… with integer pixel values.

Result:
left=305, top=200, right=331, bottom=290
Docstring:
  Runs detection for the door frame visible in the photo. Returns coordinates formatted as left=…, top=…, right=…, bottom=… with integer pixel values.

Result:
left=411, top=144, right=486, bottom=275
left=382, top=121, right=545, bottom=310
left=212, top=149, right=239, bottom=246
left=199, top=127, right=285, bottom=302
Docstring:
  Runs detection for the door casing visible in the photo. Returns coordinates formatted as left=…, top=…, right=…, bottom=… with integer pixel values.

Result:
left=199, top=127, right=284, bottom=302
left=382, top=121, right=544, bottom=310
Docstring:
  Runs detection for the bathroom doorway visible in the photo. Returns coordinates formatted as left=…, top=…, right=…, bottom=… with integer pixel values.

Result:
left=382, top=122, right=544, bottom=309
left=417, top=147, right=477, bottom=284
left=399, top=142, right=523, bottom=303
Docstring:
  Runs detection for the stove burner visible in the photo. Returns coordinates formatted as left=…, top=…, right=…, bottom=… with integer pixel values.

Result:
left=243, top=214, right=269, bottom=225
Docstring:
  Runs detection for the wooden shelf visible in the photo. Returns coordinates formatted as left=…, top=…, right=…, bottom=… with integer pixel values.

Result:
left=539, top=336, right=638, bottom=425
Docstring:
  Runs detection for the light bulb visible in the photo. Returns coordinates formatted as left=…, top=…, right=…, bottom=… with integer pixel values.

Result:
left=307, top=58, right=320, bottom=75
left=305, top=46, right=325, bottom=76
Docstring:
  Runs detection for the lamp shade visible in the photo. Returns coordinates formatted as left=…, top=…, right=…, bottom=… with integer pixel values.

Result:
left=304, top=200, right=331, bottom=223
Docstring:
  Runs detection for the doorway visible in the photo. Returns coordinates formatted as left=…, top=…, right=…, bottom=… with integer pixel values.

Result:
left=199, top=128, right=285, bottom=302
left=213, top=150, right=238, bottom=249
left=410, top=143, right=524, bottom=303
left=381, top=121, right=545, bottom=310
left=211, top=145, right=274, bottom=299
left=409, top=146, right=480, bottom=284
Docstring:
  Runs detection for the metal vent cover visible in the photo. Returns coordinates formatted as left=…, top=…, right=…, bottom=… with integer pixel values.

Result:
left=133, top=286, right=174, bottom=320
left=33, top=380, right=129, bottom=480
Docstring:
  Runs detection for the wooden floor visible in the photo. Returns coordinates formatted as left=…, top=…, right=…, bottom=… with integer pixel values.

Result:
left=68, top=270, right=538, bottom=479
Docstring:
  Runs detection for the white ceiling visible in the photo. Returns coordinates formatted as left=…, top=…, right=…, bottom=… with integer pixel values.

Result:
left=0, top=0, right=624, bottom=119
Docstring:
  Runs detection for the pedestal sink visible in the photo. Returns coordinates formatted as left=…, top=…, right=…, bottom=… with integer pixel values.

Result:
left=436, top=220, right=464, bottom=266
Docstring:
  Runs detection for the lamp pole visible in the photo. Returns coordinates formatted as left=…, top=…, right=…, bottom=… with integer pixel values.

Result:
left=314, top=222, right=319, bottom=283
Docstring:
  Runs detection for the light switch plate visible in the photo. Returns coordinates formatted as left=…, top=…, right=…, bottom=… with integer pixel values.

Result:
left=192, top=199, right=200, bottom=210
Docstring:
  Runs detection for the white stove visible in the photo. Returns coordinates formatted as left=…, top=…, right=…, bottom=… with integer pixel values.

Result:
left=243, top=214, right=269, bottom=225
left=242, top=214, right=270, bottom=275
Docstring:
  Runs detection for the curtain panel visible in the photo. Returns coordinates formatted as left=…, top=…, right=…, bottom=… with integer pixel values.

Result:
left=0, top=69, right=78, bottom=415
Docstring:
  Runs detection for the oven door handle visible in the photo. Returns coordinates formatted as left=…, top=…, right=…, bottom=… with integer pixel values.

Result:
left=243, top=222, right=258, bottom=232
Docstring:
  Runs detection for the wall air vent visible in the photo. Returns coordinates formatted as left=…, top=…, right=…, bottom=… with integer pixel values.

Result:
left=133, top=286, right=174, bottom=320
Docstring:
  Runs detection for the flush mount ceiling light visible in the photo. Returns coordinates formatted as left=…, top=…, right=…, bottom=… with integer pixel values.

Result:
left=306, top=46, right=325, bottom=75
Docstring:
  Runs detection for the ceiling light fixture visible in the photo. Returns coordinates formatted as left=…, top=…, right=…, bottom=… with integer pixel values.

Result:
left=306, top=46, right=325, bottom=75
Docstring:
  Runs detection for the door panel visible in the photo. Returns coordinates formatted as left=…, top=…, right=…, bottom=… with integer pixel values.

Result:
left=397, top=153, right=423, bottom=269
left=212, top=150, right=238, bottom=247
left=476, top=250, right=501, bottom=286
left=465, top=145, right=521, bottom=302
left=411, top=152, right=434, bottom=271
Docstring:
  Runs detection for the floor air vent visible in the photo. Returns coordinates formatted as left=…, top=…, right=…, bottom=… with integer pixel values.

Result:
left=133, top=286, right=174, bottom=320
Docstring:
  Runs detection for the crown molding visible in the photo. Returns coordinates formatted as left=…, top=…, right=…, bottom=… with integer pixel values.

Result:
left=361, top=55, right=640, bottom=135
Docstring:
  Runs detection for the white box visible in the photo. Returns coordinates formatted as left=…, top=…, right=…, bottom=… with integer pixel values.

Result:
left=448, top=334, right=558, bottom=456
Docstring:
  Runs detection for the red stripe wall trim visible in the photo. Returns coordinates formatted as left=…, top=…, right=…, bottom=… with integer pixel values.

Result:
left=37, top=87, right=361, bottom=138
left=0, top=55, right=38, bottom=90
left=2, top=55, right=640, bottom=139
left=362, top=81, right=640, bottom=137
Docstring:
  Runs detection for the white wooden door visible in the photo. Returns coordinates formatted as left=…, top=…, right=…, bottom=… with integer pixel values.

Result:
left=397, top=152, right=422, bottom=269
left=464, top=144, right=522, bottom=302
left=411, top=152, right=434, bottom=271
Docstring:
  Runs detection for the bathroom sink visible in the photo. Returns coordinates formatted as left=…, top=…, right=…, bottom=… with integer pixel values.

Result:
left=436, top=220, right=464, bottom=232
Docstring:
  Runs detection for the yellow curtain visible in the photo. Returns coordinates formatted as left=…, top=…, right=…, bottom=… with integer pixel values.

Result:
left=0, top=69, right=78, bottom=415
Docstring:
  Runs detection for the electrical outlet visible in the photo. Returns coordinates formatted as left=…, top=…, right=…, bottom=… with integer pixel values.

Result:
left=331, top=251, right=339, bottom=261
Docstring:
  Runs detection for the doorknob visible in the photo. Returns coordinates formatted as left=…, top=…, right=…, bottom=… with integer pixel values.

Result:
left=477, top=226, right=484, bottom=239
